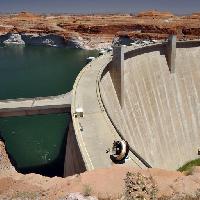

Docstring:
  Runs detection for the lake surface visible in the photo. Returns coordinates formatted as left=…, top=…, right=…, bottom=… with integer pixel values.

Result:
left=0, top=45, right=97, bottom=176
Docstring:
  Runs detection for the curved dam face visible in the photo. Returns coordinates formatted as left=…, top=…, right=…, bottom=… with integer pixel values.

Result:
left=100, top=43, right=200, bottom=170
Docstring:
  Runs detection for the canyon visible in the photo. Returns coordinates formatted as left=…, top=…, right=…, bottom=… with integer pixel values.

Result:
left=0, top=10, right=200, bottom=49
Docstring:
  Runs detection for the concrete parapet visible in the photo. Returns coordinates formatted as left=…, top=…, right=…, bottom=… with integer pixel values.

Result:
left=176, top=40, right=200, bottom=48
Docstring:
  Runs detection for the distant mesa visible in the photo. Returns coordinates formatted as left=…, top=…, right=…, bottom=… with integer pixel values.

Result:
left=192, top=12, right=200, bottom=16
left=0, top=11, right=200, bottom=49
left=15, top=11, right=41, bottom=19
left=136, top=10, right=174, bottom=18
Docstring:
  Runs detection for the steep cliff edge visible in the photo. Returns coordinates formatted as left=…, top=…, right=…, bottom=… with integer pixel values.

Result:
left=1, top=141, right=200, bottom=199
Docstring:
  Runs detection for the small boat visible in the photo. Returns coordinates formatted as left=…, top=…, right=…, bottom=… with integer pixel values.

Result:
left=86, top=56, right=95, bottom=63
left=99, top=49, right=106, bottom=56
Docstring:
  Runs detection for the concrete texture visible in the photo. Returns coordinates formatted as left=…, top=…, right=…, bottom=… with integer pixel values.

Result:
left=110, top=45, right=125, bottom=107
left=64, top=120, right=86, bottom=177
left=100, top=42, right=200, bottom=170
left=71, top=53, right=147, bottom=172
left=0, top=92, right=71, bottom=117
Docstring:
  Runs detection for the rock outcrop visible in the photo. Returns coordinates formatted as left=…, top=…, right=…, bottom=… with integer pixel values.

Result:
left=136, top=10, right=175, bottom=18
left=3, top=33, right=25, bottom=45
left=0, top=141, right=15, bottom=174
left=21, top=33, right=65, bottom=47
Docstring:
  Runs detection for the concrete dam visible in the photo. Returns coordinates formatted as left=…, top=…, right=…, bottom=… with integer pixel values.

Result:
left=69, top=38, right=200, bottom=176
left=1, top=38, right=200, bottom=177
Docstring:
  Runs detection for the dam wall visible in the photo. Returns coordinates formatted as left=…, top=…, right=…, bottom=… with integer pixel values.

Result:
left=64, top=120, right=86, bottom=177
left=100, top=42, right=200, bottom=170
left=64, top=121, right=86, bottom=177
left=71, top=52, right=147, bottom=172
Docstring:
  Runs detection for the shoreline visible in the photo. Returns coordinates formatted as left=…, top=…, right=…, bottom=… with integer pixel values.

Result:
left=1, top=11, right=200, bottom=50
left=0, top=33, right=114, bottom=50
left=0, top=32, right=163, bottom=51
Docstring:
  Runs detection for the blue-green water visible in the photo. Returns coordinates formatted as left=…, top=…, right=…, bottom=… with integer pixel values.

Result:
left=0, top=45, right=97, bottom=176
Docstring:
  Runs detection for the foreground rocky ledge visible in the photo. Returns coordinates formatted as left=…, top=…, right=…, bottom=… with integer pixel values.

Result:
left=1, top=141, right=200, bottom=200
left=1, top=11, right=200, bottom=49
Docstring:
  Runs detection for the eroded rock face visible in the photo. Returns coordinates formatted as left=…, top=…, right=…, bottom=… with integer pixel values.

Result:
left=65, top=36, right=88, bottom=49
left=21, top=33, right=66, bottom=47
left=0, top=141, right=15, bottom=174
left=3, top=33, right=25, bottom=45
left=0, top=11, right=200, bottom=49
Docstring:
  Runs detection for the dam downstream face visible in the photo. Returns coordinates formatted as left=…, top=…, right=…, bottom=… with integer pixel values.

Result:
left=0, top=44, right=97, bottom=177
left=100, top=45, right=200, bottom=170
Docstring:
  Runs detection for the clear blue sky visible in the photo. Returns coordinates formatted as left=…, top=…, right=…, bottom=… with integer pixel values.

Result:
left=0, top=0, right=200, bottom=15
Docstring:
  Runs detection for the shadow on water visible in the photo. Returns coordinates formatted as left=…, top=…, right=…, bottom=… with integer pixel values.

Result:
left=0, top=120, right=69, bottom=177
left=19, top=126, right=68, bottom=177
left=0, top=134, right=18, bottom=170
left=0, top=114, right=71, bottom=177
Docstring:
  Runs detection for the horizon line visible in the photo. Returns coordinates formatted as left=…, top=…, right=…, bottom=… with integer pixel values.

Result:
left=0, top=10, right=195, bottom=16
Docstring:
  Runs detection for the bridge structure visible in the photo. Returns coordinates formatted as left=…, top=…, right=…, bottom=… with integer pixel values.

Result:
left=0, top=92, right=71, bottom=117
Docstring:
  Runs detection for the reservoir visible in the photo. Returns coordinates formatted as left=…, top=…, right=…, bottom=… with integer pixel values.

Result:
left=0, top=45, right=97, bottom=177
